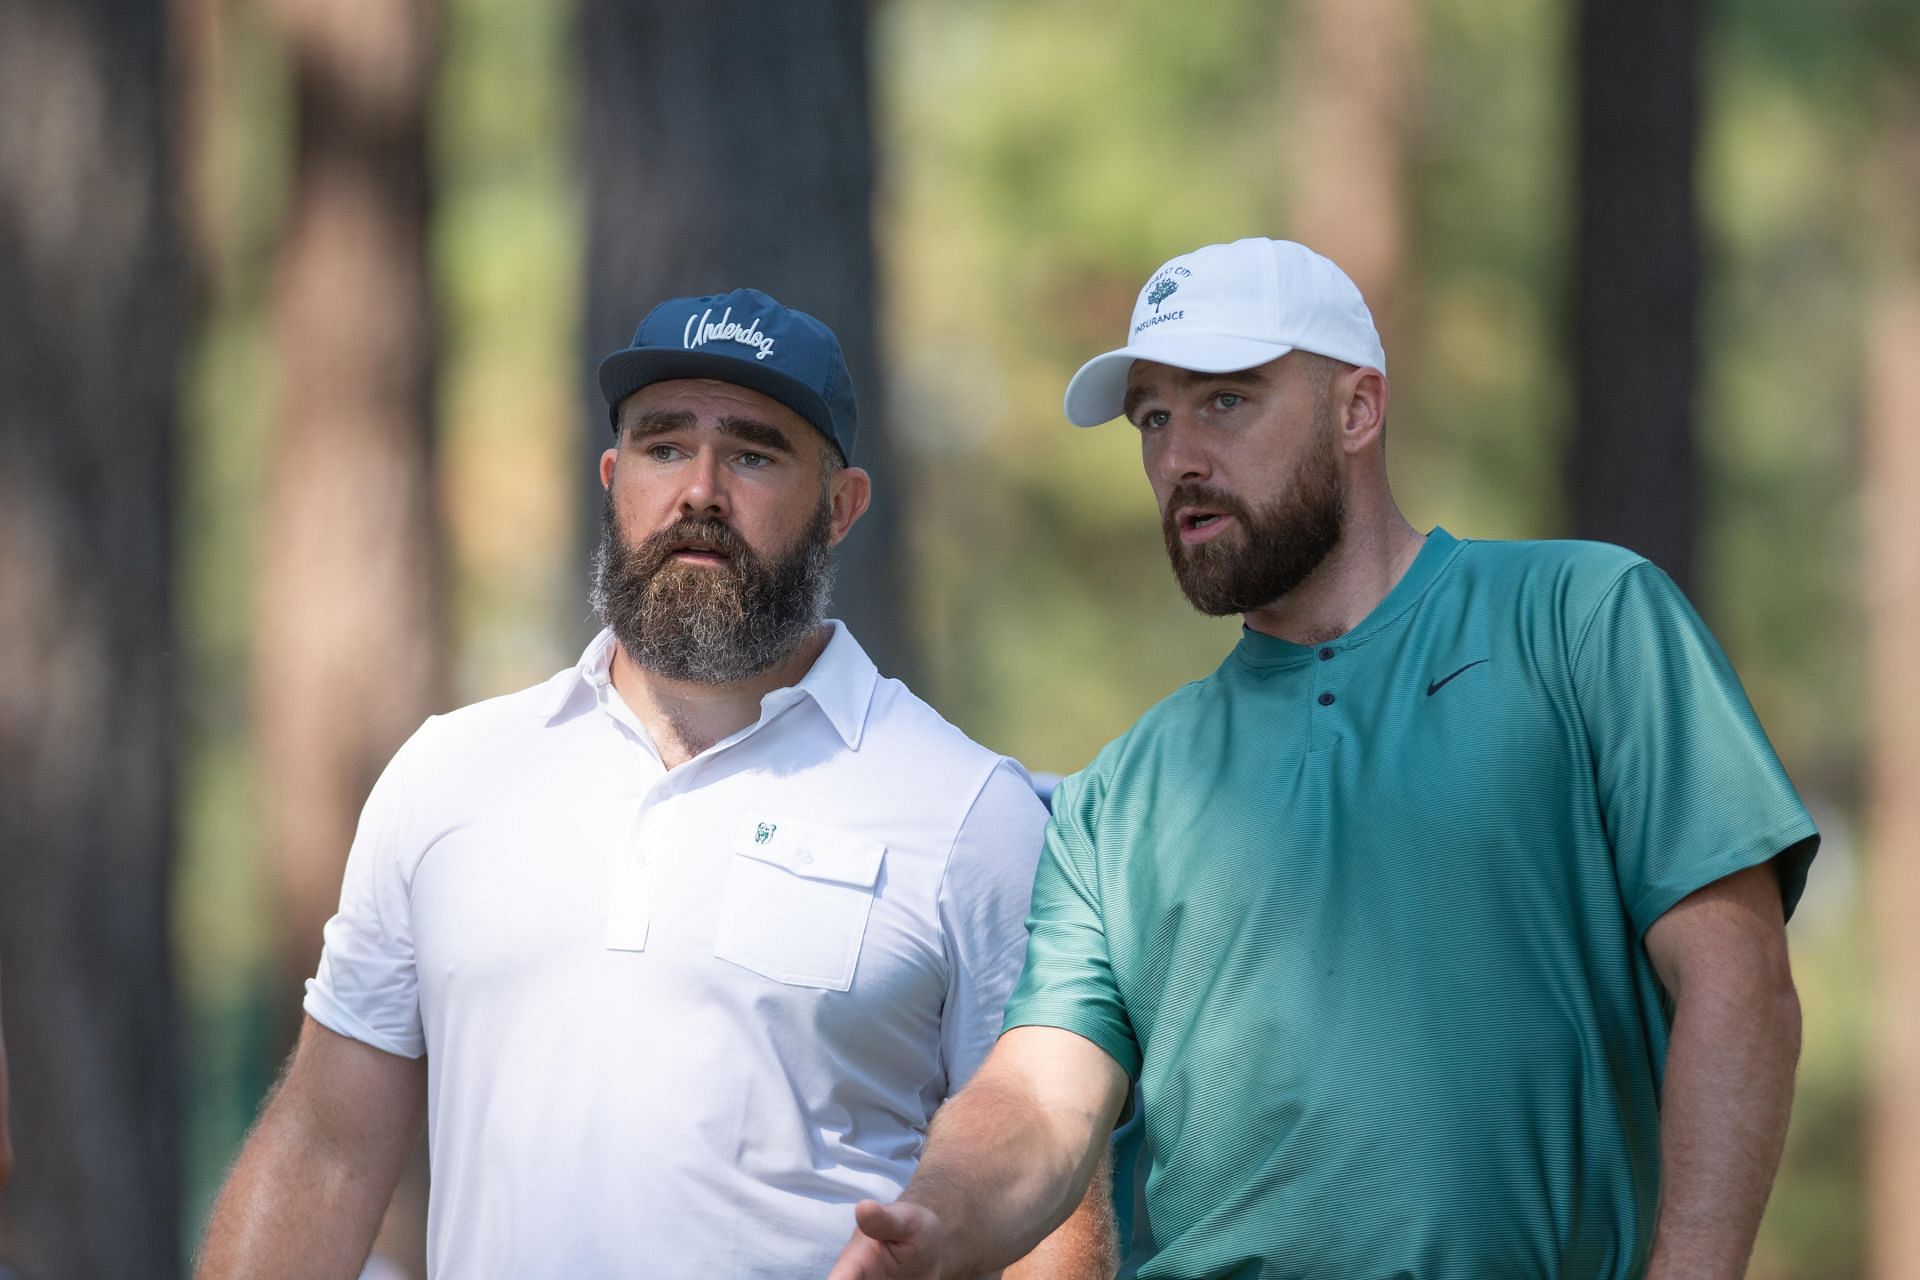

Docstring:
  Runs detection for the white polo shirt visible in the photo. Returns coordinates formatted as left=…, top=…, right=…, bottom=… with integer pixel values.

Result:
left=304, top=623, right=1047, bottom=1278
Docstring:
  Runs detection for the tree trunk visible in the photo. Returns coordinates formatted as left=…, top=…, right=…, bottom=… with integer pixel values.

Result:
left=1288, top=0, right=1416, bottom=363
left=579, top=0, right=913, bottom=681
left=0, top=0, right=185, bottom=1272
left=253, top=0, right=443, bottom=1271
left=255, top=0, right=444, bottom=1026
left=1570, top=0, right=1702, bottom=592
left=1865, top=88, right=1920, bottom=1280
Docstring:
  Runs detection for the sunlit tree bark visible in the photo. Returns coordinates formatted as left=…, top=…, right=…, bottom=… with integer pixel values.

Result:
left=1289, top=0, right=1416, bottom=362
left=0, top=0, right=185, bottom=1271
left=253, top=0, right=444, bottom=1270
left=580, top=0, right=913, bottom=680
left=1570, top=0, right=1701, bottom=591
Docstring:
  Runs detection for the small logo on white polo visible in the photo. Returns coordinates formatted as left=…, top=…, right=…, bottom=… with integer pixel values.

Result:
left=754, top=822, right=777, bottom=844
left=684, top=307, right=777, bottom=361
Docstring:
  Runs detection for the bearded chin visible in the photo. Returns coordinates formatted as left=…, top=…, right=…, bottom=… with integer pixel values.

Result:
left=1166, top=429, right=1346, bottom=617
left=591, top=497, right=836, bottom=684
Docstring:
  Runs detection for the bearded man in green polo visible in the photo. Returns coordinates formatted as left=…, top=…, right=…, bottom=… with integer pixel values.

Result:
left=830, top=237, right=1816, bottom=1280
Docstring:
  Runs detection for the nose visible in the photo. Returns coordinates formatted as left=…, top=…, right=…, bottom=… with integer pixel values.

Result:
left=676, top=446, right=729, bottom=519
left=1152, top=413, right=1212, bottom=486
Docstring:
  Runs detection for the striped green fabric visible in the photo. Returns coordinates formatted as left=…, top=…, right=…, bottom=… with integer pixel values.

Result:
left=1005, top=528, right=1818, bottom=1280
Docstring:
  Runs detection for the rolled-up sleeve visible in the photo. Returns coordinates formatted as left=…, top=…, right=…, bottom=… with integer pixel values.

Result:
left=303, top=719, right=437, bottom=1059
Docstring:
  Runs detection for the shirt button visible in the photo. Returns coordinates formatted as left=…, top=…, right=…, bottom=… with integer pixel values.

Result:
left=1319, top=647, right=1335, bottom=661
left=1318, top=691, right=1336, bottom=706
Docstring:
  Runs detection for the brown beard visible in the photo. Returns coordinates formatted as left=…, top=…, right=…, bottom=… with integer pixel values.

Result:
left=590, top=493, right=835, bottom=684
left=1161, top=407, right=1345, bottom=616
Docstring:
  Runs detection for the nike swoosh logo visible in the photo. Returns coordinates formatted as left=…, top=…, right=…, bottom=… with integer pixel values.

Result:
left=1426, top=659, right=1489, bottom=697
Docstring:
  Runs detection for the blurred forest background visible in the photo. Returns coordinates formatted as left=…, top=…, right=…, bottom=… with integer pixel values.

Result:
left=1, top=0, right=1917, bottom=1276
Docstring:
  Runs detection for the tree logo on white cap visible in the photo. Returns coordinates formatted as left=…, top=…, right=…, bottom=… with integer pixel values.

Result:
left=1147, top=276, right=1179, bottom=312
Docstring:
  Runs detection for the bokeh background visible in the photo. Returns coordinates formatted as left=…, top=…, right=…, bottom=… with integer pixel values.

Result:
left=2, top=0, right=1917, bottom=1276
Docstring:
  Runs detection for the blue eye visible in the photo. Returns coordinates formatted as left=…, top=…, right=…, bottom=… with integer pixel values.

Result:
left=1213, top=392, right=1244, bottom=410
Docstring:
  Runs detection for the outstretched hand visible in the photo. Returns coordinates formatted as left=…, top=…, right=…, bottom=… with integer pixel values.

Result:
left=826, top=1198, right=949, bottom=1279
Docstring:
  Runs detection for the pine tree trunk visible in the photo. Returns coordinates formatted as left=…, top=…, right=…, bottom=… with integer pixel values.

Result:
left=1571, top=0, right=1701, bottom=592
left=1289, top=0, right=1415, bottom=363
left=0, top=0, right=186, bottom=1271
left=579, top=0, right=913, bottom=680
left=253, top=0, right=443, bottom=1271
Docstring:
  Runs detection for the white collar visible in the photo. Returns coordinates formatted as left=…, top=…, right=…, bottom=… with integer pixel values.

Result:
left=539, top=622, right=878, bottom=750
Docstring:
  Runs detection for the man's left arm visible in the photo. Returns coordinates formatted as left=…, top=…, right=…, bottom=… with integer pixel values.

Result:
left=1003, top=1145, right=1115, bottom=1279
left=936, top=760, right=1118, bottom=1277
left=1642, top=861, right=1801, bottom=1280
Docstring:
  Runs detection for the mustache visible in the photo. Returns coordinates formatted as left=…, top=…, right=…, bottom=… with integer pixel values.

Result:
left=1162, top=482, right=1252, bottom=539
left=633, top=517, right=754, bottom=575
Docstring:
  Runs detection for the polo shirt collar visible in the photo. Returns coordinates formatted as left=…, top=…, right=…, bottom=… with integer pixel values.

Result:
left=539, top=621, right=878, bottom=749
left=1234, top=526, right=1463, bottom=668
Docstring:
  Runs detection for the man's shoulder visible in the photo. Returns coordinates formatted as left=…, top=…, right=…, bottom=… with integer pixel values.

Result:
left=1055, top=671, right=1227, bottom=803
left=388, top=666, right=580, bottom=775
left=1451, top=533, right=1648, bottom=584
left=1447, top=534, right=1659, bottom=622
left=862, top=673, right=1024, bottom=785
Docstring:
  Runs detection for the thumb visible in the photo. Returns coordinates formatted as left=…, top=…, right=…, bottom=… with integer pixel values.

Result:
left=853, top=1198, right=923, bottom=1243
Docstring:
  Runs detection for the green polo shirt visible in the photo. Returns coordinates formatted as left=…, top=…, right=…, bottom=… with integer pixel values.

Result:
left=1004, top=528, right=1818, bottom=1280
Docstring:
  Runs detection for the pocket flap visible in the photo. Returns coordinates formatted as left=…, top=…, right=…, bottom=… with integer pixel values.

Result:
left=734, top=819, right=884, bottom=888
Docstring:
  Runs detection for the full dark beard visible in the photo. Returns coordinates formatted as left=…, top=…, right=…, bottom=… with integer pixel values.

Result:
left=591, top=495, right=836, bottom=684
left=1162, top=413, right=1345, bottom=617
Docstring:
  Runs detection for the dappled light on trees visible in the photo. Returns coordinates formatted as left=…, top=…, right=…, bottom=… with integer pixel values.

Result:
left=0, top=0, right=184, bottom=1272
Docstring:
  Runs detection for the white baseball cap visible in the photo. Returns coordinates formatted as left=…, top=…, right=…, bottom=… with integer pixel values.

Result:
left=1062, top=237, right=1386, bottom=427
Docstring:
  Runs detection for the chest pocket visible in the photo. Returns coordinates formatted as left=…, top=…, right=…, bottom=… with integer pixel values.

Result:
left=713, top=818, right=886, bottom=991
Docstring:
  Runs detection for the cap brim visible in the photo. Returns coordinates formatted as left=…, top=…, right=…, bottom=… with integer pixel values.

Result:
left=1062, top=334, right=1297, bottom=427
left=597, top=348, right=844, bottom=459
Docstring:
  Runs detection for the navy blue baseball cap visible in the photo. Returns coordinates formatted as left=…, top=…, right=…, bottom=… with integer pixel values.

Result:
left=597, top=287, right=859, bottom=462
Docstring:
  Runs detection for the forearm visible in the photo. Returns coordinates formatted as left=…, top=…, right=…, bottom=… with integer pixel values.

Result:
left=196, top=1101, right=414, bottom=1279
left=902, top=1073, right=1109, bottom=1277
left=1003, top=1145, right=1118, bottom=1279
left=1645, top=974, right=1801, bottom=1279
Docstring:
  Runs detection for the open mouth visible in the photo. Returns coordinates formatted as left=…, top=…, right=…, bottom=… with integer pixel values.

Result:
left=1174, top=508, right=1235, bottom=545
left=667, top=541, right=734, bottom=566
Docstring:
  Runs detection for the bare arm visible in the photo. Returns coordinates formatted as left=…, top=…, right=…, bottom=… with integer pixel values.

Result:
left=830, top=1026, right=1130, bottom=1280
left=196, top=1014, right=426, bottom=1279
left=1003, top=1145, right=1117, bottom=1279
left=1641, top=861, right=1801, bottom=1280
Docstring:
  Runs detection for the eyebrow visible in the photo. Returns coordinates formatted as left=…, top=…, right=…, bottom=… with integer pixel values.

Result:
left=1121, top=369, right=1270, bottom=420
left=621, top=409, right=797, bottom=456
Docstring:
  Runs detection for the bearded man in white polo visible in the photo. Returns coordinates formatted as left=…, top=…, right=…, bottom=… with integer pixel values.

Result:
left=196, top=289, right=1111, bottom=1278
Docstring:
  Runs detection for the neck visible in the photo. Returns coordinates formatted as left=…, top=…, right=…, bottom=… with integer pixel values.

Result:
left=1240, top=509, right=1425, bottom=646
left=608, top=624, right=832, bottom=769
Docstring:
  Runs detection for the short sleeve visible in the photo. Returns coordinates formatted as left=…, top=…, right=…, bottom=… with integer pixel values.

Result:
left=935, top=758, right=1050, bottom=1093
left=1000, top=767, right=1142, bottom=1080
left=1572, top=561, right=1819, bottom=939
left=302, top=719, right=436, bottom=1059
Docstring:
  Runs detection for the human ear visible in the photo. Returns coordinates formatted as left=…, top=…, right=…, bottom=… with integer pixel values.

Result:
left=827, top=466, right=873, bottom=546
left=1337, top=367, right=1390, bottom=454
